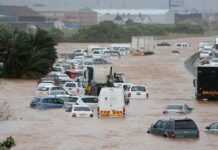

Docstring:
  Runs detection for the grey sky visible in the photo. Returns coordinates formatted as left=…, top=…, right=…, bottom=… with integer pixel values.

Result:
left=1, top=0, right=218, bottom=12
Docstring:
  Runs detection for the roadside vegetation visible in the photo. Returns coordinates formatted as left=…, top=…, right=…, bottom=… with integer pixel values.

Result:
left=59, top=21, right=205, bottom=43
left=0, top=26, right=57, bottom=79
left=0, top=136, right=16, bottom=150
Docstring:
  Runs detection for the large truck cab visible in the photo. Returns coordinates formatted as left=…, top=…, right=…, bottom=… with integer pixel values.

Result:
left=195, top=65, right=218, bottom=100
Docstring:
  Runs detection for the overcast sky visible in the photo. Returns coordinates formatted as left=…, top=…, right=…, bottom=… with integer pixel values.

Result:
left=1, top=0, right=218, bottom=12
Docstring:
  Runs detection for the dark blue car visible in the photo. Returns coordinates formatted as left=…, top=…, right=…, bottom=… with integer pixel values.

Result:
left=30, top=96, right=64, bottom=110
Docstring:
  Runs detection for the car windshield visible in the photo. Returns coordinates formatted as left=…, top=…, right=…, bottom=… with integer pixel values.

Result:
left=82, top=97, right=98, bottom=103
left=51, top=87, right=63, bottom=90
left=175, top=120, right=197, bottom=130
left=50, top=90, right=66, bottom=95
left=131, top=86, right=146, bottom=92
left=84, top=62, right=93, bottom=65
left=37, top=87, right=49, bottom=91
left=66, top=83, right=76, bottom=87
left=62, top=97, right=78, bottom=102
left=167, top=105, right=183, bottom=110
left=53, top=67, right=62, bottom=72
left=74, top=107, right=90, bottom=111
left=94, top=51, right=100, bottom=54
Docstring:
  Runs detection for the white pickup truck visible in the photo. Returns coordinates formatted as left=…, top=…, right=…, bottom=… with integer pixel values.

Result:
left=98, top=87, right=125, bottom=118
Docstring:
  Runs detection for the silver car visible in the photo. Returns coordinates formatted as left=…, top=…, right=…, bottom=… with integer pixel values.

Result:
left=205, top=122, right=218, bottom=134
left=163, top=104, right=193, bottom=114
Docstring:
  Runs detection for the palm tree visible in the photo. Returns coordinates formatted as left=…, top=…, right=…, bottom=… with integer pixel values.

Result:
left=0, top=26, right=57, bottom=78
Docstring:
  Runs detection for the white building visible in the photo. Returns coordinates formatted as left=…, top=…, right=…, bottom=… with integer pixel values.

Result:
left=94, top=9, right=175, bottom=24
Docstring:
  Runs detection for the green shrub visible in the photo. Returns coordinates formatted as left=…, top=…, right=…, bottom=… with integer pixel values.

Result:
left=0, top=136, right=16, bottom=150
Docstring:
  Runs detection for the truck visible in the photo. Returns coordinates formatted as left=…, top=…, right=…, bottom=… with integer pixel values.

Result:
left=131, top=36, right=154, bottom=52
left=84, top=66, right=126, bottom=95
left=97, top=87, right=125, bottom=118
left=194, top=65, right=218, bottom=100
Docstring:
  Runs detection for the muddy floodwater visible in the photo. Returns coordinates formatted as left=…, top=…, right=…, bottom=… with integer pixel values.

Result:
left=1, top=40, right=218, bottom=150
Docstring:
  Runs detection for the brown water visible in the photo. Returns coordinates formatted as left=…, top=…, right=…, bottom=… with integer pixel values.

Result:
left=1, top=41, right=218, bottom=150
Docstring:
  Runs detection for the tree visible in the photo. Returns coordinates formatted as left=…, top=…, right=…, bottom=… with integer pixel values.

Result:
left=47, top=28, right=64, bottom=42
left=0, top=26, right=57, bottom=78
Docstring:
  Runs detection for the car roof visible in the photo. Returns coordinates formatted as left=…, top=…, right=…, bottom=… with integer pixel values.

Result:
left=167, top=104, right=185, bottom=107
left=80, top=95, right=97, bottom=98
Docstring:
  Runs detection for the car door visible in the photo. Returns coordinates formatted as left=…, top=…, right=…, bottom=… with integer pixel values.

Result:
left=53, top=98, right=64, bottom=108
left=41, top=98, right=54, bottom=109
left=151, top=120, right=163, bottom=135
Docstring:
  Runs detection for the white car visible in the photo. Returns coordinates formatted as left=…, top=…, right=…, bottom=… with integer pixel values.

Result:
left=63, top=82, right=84, bottom=96
left=163, top=104, right=193, bottom=114
left=127, top=85, right=148, bottom=100
left=92, top=50, right=103, bottom=59
left=36, top=83, right=55, bottom=97
left=176, top=42, right=191, bottom=49
left=77, top=96, right=98, bottom=110
left=71, top=105, right=94, bottom=118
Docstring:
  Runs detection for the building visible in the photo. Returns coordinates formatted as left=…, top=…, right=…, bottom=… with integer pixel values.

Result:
left=0, top=5, right=52, bottom=29
left=93, top=9, right=175, bottom=25
left=39, top=9, right=97, bottom=28
left=0, top=5, right=46, bottom=23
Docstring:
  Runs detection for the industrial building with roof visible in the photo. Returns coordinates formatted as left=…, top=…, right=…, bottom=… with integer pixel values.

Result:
left=0, top=5, right=46, bottom=23
left=93, top=9, right=175, bottom=24
left=0, top=5, right=54, bottom=29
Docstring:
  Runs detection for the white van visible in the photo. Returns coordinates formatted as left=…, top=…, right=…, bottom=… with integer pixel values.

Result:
left=98, top=87, right=125, bottom=118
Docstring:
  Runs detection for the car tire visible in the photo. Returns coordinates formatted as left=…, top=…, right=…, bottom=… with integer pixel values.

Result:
left=147, top=130, right=150, bottom=134
left=90, top=114, right=94, bottom=118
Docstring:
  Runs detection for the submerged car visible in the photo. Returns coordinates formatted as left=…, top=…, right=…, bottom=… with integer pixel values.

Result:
left=127, top=85, right=148, bottom=100
left=205, top=122, right=218, bottom=134
left=147, top=118, right=199, bottom=138
left=63, top=96, right=80, bottom=112
left=63, top=81, right=84, bottom=96
left=71, top=105, right=94, bottom=118
left=30, top=96, right=64, bottom=109
left=163, top=104, right=193, bottom=114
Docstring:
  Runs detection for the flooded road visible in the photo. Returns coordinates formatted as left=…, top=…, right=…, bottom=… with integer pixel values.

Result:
left=1, top=41, right=218, bottom=150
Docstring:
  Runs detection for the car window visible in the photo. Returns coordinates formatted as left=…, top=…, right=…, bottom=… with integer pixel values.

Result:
left=155, top=120, right=162, bottom=128
left=74, top=107, right=90, bottom=111
left=131, top=86, right=146, bottom=92
left=37, top=87, right=49, bottom=91
left=82, top=97, right=98, bottom=103
left=53, top=98, right=64, bottom=104
left=50, top=90, right=66, bottom=95
left=210, top=123, right=218, bottom=129
left=51, top=87, right=63, bottom=90
left=63, top=97, right=78, bottom=103
left=167, top=105, right=183, bottom=110
left=66, top=83, right=76, bottom=87
left=175, top=120, right=197, bottom=130
left=32, top=97, right=40, bottom=103
left=94, top=51, right=100, bottom=54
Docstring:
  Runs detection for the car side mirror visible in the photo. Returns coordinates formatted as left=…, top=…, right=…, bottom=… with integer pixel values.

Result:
left=206, top=126, right=210, bottom=130
left=152, top=124, right=156, bottom=128
left=193, top=79, right=196, bottom=87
